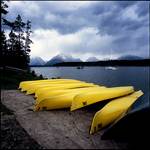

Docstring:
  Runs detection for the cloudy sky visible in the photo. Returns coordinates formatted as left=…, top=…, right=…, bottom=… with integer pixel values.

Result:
left=6, top=1, right=149, bottom=61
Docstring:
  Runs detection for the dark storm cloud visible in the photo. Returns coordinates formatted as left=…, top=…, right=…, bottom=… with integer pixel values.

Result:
left=136, top=1, right=149, bottom=17
left=95, top=1, right=149, bottom=35
left=6, top=1, right=149, bottom=59
left=115, top=1, right=137, bottom=8
left=7, top=1, right=149, bottom=35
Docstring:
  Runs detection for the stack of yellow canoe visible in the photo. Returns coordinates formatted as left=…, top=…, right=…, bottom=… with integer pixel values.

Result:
left=19, top=79, right=143, bottom=134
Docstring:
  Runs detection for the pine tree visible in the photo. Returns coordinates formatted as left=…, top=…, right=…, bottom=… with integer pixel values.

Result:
left=25, top=20, right=33, bottom=65
left=1, top=1, right=33, bottom=69
left=1, top=1, right=8, bottom=15
left=6, top=15, right=32, bottom=69
left=7, top=30, right=18, bottom=67
left=1, top=31, right=8, bottom=66
left=13, top=15, right=25, bottom=45
left=11, top=15, right=26, bottom=68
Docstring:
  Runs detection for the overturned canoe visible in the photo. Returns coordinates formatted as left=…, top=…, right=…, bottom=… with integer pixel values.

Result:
left=19, top=79, right=70, bottom=89
left=90, top=90, right=143, bottom=134
left=19, top=79, right=82, bottom=91
left=21, top=80, right=85, bottom=93
left=34, top=86, right=106, bottom=111
left=34, top=83, right=100, bottom=98
left=35, top=86, right=106, bottom=105
left=70, top=86, right=134, bottom=111
left=34, top=93, right=79, bottom=111
left=34, top=86, right=134, bottom=111
left=34, top=88, right=105, bottom=111
left=26, top=82, right=98, bottom=95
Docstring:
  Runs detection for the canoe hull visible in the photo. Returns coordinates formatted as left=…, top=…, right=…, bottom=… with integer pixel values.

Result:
left=90, top=90, right=143, bottom=134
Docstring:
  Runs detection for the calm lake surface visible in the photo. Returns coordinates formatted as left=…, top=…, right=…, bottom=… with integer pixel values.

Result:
left=31, top=66, right=150, bottom=111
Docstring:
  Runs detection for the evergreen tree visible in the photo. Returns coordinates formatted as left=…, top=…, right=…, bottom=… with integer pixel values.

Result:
left=1, top=31, right=8, bottom=66
left=13, top=15, right=25, bottom=44
left=10, top=15, right=26, bottom=68
left=1, top=1, right=8, bottom=15
left=25, top=20, right=33, bottom=65
left=7, top=30, right=18, bottom=67
left=1, top=1, right=33, bottom=69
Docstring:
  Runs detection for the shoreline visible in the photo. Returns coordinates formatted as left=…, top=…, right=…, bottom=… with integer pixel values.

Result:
left=1, top=66, right=45, bottom=90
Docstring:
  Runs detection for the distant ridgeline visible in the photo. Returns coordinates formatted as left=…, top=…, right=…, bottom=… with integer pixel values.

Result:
left=30, top=55, right=150, bottom=67
left=30, top=59, right=150, bottom=67
left=52, top=59, right=150, bottom=67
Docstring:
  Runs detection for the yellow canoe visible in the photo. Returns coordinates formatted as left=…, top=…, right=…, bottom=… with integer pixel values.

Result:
left=34, top=86, right=106, bottom=111
left=34, top=86, right=134, bottom=111
left=90, top=90, right=143, bottom=134
left=20, top=80, right=85, bottom=92
left=70, top=86, right=134, bottom=111
left=19, top=79, right=82, bottom=90
left=35, top=86, right=106, bottom=105
left=34, top=93, right=76, bottom=111
left=26, top=82, right=97, bottom=95
left=34, top=83, right=99, bottom=98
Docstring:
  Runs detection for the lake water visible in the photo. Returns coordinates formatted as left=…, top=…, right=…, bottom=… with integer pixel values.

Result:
left=31, top=66, right=150, bottom=112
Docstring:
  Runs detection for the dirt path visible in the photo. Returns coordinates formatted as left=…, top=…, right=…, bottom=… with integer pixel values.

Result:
left=1, top=90, right=128, bottom=149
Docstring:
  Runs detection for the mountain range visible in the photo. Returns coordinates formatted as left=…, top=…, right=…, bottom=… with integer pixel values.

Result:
left=118, top=55, right=144, bottom=60
left=29, top=57, right=45, bottom=66
left=45, top=54, right=82, bottom=66
left=86, top=56, right=99, bottom=62
left=29, top=54, right=145, bottom=66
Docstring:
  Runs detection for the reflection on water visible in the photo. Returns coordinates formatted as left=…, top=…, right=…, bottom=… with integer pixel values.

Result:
left=31, top=66, right=149, bottom=111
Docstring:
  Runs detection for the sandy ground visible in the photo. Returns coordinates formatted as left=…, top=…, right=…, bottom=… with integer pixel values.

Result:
left=1, top=90, right=128, bottom=149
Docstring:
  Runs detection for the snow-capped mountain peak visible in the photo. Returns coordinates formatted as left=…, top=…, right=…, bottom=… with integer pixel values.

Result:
left=46, top=54, right=82, bottom=65
left=29, top=57, right=45, bottom=65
